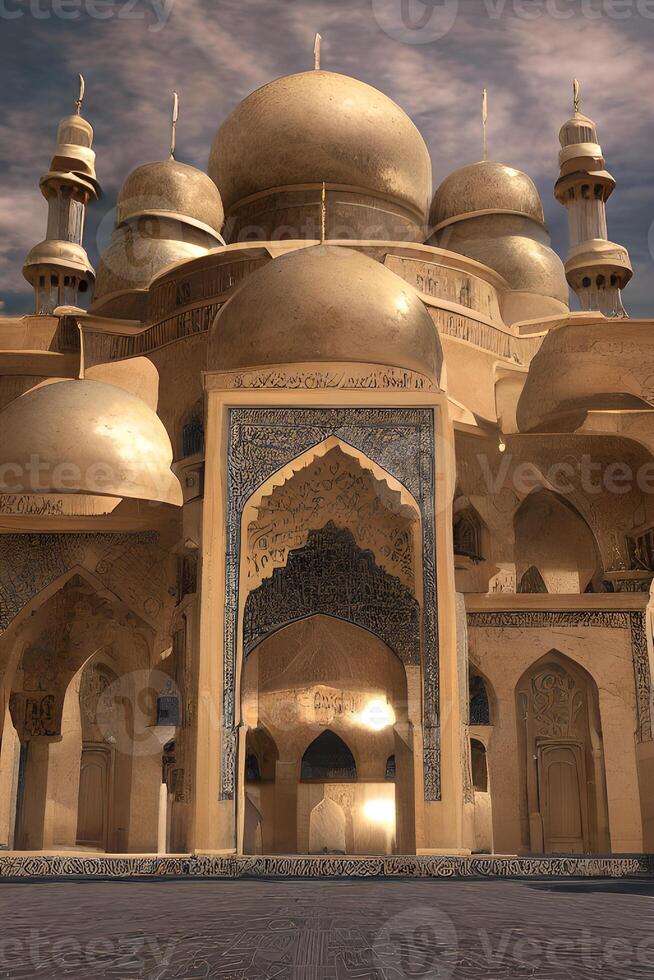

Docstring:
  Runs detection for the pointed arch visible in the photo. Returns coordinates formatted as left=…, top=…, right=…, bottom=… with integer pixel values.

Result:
left=513, top=488, right=602, bottom=594
left=240, top=436, right=423, bottom=597
left=515, top=649, right=609, bottom=854
left=301, top=730, right=357, bottom=782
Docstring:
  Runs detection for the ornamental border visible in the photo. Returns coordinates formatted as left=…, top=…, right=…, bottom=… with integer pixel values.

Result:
left=223, top=407, right=439, bottom=801
left=0, top=853, right=651, bottom=881
left=467, top=609, right=652, bottom=741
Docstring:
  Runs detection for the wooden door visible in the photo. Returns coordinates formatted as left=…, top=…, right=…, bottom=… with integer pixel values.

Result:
left=76, top=745, right=111, bottom=849
left=538, top=741, right=587, bottom=854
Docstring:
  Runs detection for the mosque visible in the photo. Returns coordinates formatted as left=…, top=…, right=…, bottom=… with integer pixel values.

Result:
left=0, top=47, right=652, bottom=865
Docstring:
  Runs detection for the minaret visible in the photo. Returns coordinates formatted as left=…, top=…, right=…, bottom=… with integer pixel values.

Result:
left=554, top=80, right=631, bottom=317
left=23, top=76, right=101, bottom=314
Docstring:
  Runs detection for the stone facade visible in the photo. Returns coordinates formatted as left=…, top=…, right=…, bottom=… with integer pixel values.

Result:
left=0, top=63, right=652, bottom=866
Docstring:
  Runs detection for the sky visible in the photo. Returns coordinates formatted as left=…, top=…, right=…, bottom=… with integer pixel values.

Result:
left=2, top=0, right=654, bottom=316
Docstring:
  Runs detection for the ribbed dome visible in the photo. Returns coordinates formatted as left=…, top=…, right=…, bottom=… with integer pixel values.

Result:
left=117, top=159, right=224, bottom=237
left=209, top=70, right=432, bottom=240
left=208, top=245, right=441, bottom=382
left=0, top=379, right=182, bottom=505
left=430, top=161, right=544, bottom=231
left=559, top=111, right=599, bottom=149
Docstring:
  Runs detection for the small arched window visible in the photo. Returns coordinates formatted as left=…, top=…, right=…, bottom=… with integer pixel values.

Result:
left=301, top=731, right=357, bottom=781
left=518, top=565, right=548, bottom=594
left=453, top=508, right=483, bottom=561
left=469, top=673, right=491, bottom=725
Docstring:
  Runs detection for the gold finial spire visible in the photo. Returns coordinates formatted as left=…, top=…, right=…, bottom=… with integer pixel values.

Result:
left=482, top=88, right=488, bottom=160
left=75, top=74, right=85, bottom=115
left=320, top=181, right=326, bottom=242
left=573, top=78, right=580, bottom=114
left=314, top=32, right=322, bottom=70
left=170, top=91, right=179, bottom=160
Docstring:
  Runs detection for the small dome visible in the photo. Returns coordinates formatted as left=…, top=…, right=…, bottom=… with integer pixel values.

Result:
left=117, top=159, right=224, bottom=237
left=430, top=161, right=544, bottom=231
left=23, top=239, right=94, bottom=282
left=94, top=225, right=208, bottom=298
left=208, top=244, right=441, bottom=382
left=559, top=111, right=599, bottom=149
left=44, top=112, right=99, bottom=191
left=452, top=236, right=568, bottom=303
left=209, top=70, right=431, bottom=240
left=0, top=379, right=182, bottom=505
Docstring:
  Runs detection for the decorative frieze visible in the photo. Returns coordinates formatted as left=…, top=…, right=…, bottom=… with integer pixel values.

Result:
left=211, top=364, right=435, bottom=391
left=243, top=523, right=421, bottom=663
left=0, top=853, right=651, bottom=880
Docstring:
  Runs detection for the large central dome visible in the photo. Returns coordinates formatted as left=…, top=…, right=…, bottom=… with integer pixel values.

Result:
left=208, top=71, right=432, bottom=242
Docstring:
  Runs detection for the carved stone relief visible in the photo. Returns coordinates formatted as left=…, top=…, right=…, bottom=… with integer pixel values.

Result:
left=244, top=523, right=421, bottom=663
left=468, top=609, right=652, bottom=742
left=530, top=664, right=584, bottom=738
left=225, top=408, right=439, bottom=801
left=212, top=365, right=435, bottom=392
left=0, top=532, right=176, bottom=636
left=246, top=445, right=417, bottom=591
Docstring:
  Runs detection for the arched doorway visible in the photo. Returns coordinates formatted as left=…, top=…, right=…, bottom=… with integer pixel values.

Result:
left=516, top=651, right=610, bottom=854
left=6, top=574, right=163, bottom=852
left=240, top=614, right=413, bottom=855
left=76, top=661, right=118, bottom=850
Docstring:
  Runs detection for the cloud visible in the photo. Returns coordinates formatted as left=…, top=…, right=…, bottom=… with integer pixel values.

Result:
left=1, top=0, right=652, bottom=315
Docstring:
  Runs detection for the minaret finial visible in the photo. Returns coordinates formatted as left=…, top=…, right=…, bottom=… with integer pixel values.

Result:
left=314, top=32, right=322, bottom=70
left=76, top=74, right=85, bottom=115
left=320, top=181, right=326, bottom=242
left=573, top=78, right=580, bottom=114
left=170, top=91, right=179, bottom=160
left=482, top=88, right=488, bottom=161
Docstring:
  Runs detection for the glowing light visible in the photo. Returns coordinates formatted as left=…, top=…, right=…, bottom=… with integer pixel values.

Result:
left=363, top=798, right=395, bottom=826
left=395, top=293, right=410, bottom=315
left=359, top=698, right=395, bottom=731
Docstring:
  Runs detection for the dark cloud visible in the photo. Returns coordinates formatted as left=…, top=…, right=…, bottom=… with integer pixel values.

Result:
left=1, top=0, right=652, bottom=314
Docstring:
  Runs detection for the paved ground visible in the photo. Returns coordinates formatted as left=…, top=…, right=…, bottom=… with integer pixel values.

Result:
left=0, top=877, right=653, bottom=978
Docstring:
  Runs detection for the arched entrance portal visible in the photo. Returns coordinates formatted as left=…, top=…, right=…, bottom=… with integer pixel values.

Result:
left=516, top=651, right=610, bottom=854
left=240, top=615, right=414, bottom=855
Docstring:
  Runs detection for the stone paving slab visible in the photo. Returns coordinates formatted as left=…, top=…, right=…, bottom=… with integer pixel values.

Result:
left=0, top=877, right=653, bottom=979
